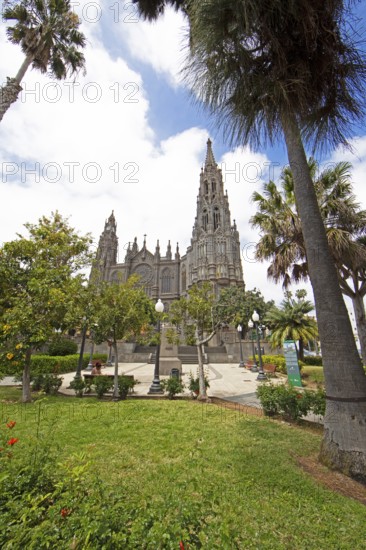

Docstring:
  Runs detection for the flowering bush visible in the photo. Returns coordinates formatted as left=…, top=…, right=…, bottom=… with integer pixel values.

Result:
left=0, top=420, right=18, bottom=459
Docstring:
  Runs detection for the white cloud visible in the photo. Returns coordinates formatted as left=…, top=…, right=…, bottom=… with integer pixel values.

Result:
left=117, top=3, right=189, bottom=87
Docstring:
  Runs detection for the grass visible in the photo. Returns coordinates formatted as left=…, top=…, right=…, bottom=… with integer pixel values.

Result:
left=0, top=388, right=365, bottom=549
left=301, top=366, right=325, bottom=388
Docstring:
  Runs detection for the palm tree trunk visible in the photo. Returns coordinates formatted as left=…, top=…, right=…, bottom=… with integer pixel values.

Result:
left=298, top=338, right=304, bottom=362
left=0, top=55, right=33, bottom=123
left=282, top=113, right=366, bottom=482
left=352, top=292, right=366, bottom=365
left=22, top=347, right=32, bottom=403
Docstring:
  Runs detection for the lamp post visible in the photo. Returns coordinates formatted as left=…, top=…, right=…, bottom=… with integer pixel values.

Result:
left=148, top=299, right=165, bottom=394
left=86, top=323, right=98, bottom=371
left=248, top=319, right=258, bottom=372
left=237, top=324, right=245, bottom=367
left=252, top=310, right=267, bottom=381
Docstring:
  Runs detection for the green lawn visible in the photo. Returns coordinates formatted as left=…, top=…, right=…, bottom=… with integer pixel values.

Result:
left=302, top=366, right=325, bottom=388
left=0, top=389, right=365, bottom=549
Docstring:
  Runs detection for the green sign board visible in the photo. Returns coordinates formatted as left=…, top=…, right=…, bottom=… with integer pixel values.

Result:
left=283, top=340, right=302, bottom=387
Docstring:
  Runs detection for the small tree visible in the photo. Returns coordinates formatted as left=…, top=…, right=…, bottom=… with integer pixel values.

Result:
left=169, top=282, right=217, bottom=401
left=94, top=276, right=155, bottom=400
left=215, top=286, right=274, bottom=339
left=0, top=212, right=92, bottom=402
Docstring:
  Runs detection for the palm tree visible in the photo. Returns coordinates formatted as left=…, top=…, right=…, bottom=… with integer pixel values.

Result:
left=265, top=291, right=318, bottom=361
left=1, top=0, right=86, bottom=122
left=251, top=160, right=366, bottom=362
left=133, top=0, right=366, bottom=481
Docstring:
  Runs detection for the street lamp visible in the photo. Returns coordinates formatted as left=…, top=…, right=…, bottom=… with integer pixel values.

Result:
left=252, top=310, right=267, bottom=381
left=247, top=319, right=258, bottom=372
left=86, top=323, right=98, bottom=371
left=237, top=324, right=245, bottom=367
left=148, top=299, right=165, bottom=394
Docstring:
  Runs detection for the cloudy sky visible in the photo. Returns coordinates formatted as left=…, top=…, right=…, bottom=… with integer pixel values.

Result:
left=1, top=1, right=366, bottom=315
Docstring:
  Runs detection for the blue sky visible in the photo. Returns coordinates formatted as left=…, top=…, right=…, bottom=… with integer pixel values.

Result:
left=0, top=0, right=366, bottom=323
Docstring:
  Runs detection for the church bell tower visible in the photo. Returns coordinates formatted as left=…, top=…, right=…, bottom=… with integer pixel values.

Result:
left=185, top=139, right=244, bottom=294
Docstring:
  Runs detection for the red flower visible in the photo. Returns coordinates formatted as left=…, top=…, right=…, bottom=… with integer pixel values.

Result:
left=6, top=421, right=16, bottom=429
left=7, top=438, right=18, bottom=446
left=179, top=542, right=185, bottom=550
left=60, top=508, right=70, bottom=518
left=296, top=394, right=302, bottom=400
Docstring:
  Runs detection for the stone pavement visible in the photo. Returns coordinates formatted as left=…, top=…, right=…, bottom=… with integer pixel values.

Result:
left=57, top=362, right=271, bottom=407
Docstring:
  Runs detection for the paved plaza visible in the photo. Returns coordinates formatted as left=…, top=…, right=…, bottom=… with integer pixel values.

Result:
left=1, top=362, right=266, bottom=407
left=0, top=363, right=323, bottom=423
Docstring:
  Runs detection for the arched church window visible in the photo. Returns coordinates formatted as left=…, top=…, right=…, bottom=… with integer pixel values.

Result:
left=204, top=181, right=209, bottom=195
left=214, top=207, right=220, bottom=230
left=202, top=209, right=208, bottom=231
left=161, top=268, right=172, bottom=293
left=211, top=180, right=216, bottom=193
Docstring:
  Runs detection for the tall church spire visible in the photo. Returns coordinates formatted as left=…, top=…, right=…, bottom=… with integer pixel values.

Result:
left=95, top=210, right=118, bottom=281
left=190, top=139, right=244, bottom=293
left=205, top=138, right=216, bottom=168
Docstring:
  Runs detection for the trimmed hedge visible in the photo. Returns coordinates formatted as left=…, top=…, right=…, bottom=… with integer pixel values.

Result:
left=302, top=355, right=323, bottom=366
left=1, top=353, right=108, bottom=379
left=48, top=338, right=78, bottom=356
left=30, top=353, right=108, bottom=376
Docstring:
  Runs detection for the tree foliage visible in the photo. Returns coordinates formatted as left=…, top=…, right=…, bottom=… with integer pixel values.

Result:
left=265, top=290, right=318, bottom=360
left=251, top=160, right=366, bottom=360
left=1, top=0, right=86, bottom=122
left=215, top=286, right=274, bottom=337
left=0, top=212, right=92, bottom=401
left=93, top=276, right=155, bottom=399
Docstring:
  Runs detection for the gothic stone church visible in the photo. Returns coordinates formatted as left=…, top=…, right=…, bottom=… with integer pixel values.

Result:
left=96, top=139, right=245, bottom=307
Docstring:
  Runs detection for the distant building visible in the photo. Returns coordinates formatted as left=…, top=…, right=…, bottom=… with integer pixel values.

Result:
left=95, top=139, right=245, bottom=306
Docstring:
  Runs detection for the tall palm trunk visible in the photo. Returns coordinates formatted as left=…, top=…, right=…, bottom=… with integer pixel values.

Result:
left=0, top=55, right=34, bottom=122
left=282, top=113, right=366, bottom=481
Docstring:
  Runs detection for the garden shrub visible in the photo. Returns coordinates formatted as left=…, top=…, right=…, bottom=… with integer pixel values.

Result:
left=94, top=376, right=114, bottom=398
left=48, top=337, right=78, bottom=356
left=68, top=376, right=86, bottom=397
left=256, top=382, right=326, bottom=421
left=118, top=375, right=138, bottom=399
left=161, top=377, right=185, bottom=399
left=31, top=373, right=63, bottom=395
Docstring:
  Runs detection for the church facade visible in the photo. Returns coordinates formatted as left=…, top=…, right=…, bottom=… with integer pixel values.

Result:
left=95, top=139, right=245, bottom=305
